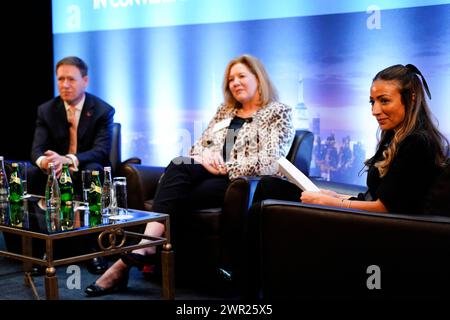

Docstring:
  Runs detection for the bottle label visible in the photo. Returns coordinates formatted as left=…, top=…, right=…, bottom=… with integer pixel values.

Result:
left=60, top=175, right=72, bottom=184
left=90, top=182, right=102, bottom=194
left=11, top=174, right=21, bottom=185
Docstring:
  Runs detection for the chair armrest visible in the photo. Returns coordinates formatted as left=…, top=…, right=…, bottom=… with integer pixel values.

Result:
left=121, top=163, right=165, bottom=210
left=223, top=176, right=261, bottom=211
left=114, top=157, right=142, bottom=176
left=255, top=199, right=450, bottom=299
left=221, top=176, right=261, bottom=228
left=122, top=157, right=142, bottom=165
left=219, top=176, right=262, bottom=270
left=260, top=199, right=450, bottom=223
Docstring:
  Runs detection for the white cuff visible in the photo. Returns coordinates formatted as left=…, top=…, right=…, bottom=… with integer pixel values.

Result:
left=65, top=154, right=79, bottom=172
left=36, top=156, right=46, bottom=170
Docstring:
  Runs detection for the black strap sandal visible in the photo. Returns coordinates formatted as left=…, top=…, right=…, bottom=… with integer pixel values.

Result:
left=120, top=252, right=158, bottom=271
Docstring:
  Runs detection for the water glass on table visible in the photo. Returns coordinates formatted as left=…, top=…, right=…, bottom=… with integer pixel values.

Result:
left=113, top=177, right=128, bottom=215
left=76, top=169, right=91, bottom=210
left=18, top=162, right=29, bottom=199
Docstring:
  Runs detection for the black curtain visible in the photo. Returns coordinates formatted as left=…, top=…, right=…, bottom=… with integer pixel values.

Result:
left=1, top=1, right=54, bottom=161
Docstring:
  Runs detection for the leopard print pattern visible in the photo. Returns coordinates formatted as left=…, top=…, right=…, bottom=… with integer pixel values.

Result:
left=190, top=101, right=295, bottom=179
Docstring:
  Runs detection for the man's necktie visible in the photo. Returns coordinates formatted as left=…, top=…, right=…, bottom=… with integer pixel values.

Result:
left=67, top=106, right=77, bottom=154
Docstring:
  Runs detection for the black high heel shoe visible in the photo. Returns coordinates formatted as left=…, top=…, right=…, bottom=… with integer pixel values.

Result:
left=85, top=271, right=129, bottom=297
left=120, top=252, right=158, bottom=271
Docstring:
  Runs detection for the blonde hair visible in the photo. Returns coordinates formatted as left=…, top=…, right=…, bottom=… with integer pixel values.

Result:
left=222, top=54, right=278, bottom=108
left=367, top=64, right=448, bottom=177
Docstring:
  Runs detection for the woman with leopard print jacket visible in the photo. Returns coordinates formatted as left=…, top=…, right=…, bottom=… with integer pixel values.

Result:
left=190, top=100, right=294, bottom=180
left=85, top=54, right=294, bottom=297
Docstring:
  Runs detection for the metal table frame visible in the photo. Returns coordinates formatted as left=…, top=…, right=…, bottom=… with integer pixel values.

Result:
left=0, top=199, right=174, bottom=300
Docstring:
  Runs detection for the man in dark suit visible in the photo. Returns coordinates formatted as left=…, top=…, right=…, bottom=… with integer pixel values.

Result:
left=21, top=56, right=113, bottom=274
left=29, top=56, right=114, bottom=194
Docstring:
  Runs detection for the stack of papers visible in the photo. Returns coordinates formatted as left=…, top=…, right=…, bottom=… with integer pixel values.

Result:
left=277, top=157, right=320, bottom=192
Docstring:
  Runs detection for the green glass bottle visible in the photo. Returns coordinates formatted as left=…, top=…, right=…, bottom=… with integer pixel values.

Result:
left=45, top=162, right=61, bottom=213
left=101, top=166, right=113, bottom=216
left=9, top=163, right=23, bottom=203
left=61, top=200, right=74, bottom=230
left=88, top=170, right=102, bottom=226
left=9, top=199, right=23, bottom=227
left=0, top=156, right=10, bottom=225
left=46, top=207, right=61, bottom=232
left=45, top=162, right=61, bottom=233
left=59, top=163, right=73, bottom=205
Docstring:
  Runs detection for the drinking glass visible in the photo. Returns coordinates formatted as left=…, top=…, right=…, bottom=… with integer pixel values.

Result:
left=18, top=162, right=29, bottom=198
left=81, top=170, right=92, bottom=201
left=77, top=170, right=91, bottom=210
left=113, top=177, right=127, bottom=215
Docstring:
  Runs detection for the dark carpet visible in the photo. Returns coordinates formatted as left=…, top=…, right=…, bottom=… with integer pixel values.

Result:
left=0, top=232, right=233, bottom=301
